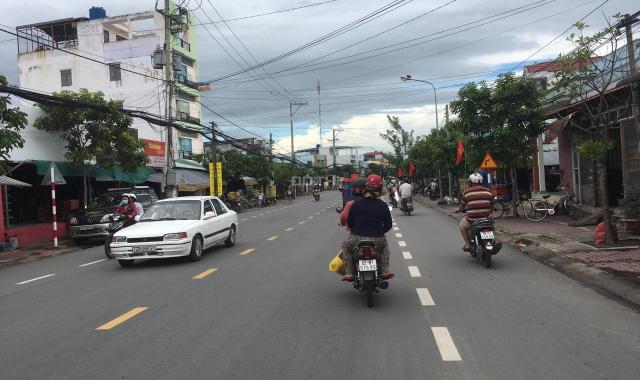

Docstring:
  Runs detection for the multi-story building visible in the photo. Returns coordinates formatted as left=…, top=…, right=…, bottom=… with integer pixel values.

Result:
left=12, top=4, right=204, bottom=164
left=295, top=145, right=362, bottom=168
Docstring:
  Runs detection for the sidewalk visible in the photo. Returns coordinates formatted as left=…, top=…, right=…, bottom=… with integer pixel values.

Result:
left=415, top=196, right=640, bottom=310
left=0, top=241, right=82, bottom=269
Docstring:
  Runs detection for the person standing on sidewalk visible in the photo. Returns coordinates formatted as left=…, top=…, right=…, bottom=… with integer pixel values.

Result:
left=258, top=191, right=264, bottom=208
left=458, top=173, right=494, bottom=251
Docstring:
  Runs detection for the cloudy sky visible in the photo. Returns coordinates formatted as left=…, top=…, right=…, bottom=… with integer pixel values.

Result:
left=1, top=0, right=638, bottom=155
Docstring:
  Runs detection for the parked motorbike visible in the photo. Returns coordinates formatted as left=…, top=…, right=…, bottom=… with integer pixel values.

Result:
left=400, top=197, right=414, bottom=216
left=104, top=214, right=128, bottom=259
left=348, top=240, right=390, bottom=308
left=264, top=197, right=277, bottom=207
left=224, top=199, right=242, bottom=213
left=466, top=217, right=502, bottom=268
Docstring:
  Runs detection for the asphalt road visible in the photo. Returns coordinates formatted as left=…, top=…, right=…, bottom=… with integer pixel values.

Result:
left=1, top=191, right=639, bottom=379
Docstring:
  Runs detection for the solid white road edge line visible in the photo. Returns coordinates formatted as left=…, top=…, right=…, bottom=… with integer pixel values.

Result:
left=408, top=266, right=421, bottom=277
left=402, top=251, right=413, bottom=259
left=431, top=327, right=462, bottom=361
left=79, top=259, right=106, bottom=267
left=16, top=274, right=55, bottom=285
left=416, top=288, right=435, bottom=306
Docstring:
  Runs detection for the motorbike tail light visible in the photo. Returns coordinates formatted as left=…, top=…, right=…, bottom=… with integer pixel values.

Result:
left=361, top=246, right=372, bottom=259
left=482, top=227, right=491, bottom=232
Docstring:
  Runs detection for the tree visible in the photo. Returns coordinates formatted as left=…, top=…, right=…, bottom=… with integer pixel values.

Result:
left=380, top=115, right=415, bottom=168
left=0, top=75, right=28, bottom=172
left=553, top=20, right=630, bottom=243
left=450, top=73, right=544, bottom=210
left=35, top=89, right=147, bottom=206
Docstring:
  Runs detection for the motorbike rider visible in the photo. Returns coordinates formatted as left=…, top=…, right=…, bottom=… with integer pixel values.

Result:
left=458, top=173, right=494, bottom=251
left=128, top=193, right=144, bottom=217
left=115, top=193, right=137, bottom=227
left=341, top=174, right=394, bottom=281
left=398, top=178, right=413, bottom=210
left=389, top=179, right=398, bottom=206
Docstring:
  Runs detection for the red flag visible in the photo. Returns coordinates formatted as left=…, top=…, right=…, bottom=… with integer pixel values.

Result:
left=408, top=160, right=416, bottom=177
left=396, top=167, right=404, bottom=178
left=456, top=137, right=465, bottom=166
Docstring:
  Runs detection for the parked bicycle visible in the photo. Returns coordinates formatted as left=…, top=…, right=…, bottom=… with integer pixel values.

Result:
left=523, top=187, right=580, bottom=222
left=492, top=194, right=529, bottom=219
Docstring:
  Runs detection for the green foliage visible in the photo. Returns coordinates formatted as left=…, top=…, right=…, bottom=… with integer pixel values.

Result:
left=380, top=115, right=415, bottom=164
left=620, top=186, right=640, bottom=220
left=0, top=75, right=28, bottom=172
left=34, top=89, right=147, bottom=172
left=576, top=138, right=613, bottom=160
left=449, top=72, right=544, bottom=170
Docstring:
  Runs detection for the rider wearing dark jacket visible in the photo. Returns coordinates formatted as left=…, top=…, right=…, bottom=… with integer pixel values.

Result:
left=341, top=174, right=394, bottom=281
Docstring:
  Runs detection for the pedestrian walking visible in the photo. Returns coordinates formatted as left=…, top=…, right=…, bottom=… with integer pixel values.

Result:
left=258, top=191, right=264, bottom=208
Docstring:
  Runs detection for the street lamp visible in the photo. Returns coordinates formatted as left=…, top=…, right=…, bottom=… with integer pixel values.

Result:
left=400, top=74, right=439, bottom=129
left=401, top=74, right=442, bottom=200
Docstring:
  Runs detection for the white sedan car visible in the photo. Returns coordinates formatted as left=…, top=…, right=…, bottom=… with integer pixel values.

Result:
left=110, top=196, right=238, bottom=267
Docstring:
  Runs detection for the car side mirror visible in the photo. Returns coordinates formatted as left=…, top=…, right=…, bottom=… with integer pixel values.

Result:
left=204, top=211, right=216, bottom=218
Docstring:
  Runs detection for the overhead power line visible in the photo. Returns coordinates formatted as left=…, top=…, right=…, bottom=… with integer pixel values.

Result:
left=193, top=0, right=342, bottom=25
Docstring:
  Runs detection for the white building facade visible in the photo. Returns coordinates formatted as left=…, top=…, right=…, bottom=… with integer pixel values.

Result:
left=11, top=4, right=204, bottom=166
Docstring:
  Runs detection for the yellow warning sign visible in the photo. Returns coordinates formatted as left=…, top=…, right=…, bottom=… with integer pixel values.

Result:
left=479, top=152, right=498, bottom=170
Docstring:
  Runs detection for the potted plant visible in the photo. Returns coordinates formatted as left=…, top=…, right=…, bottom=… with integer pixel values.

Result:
left=619, top=186, right=640, bottom=235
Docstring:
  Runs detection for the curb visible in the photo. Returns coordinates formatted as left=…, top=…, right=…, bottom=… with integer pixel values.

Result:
left=415, top=196, right=640, bottom=311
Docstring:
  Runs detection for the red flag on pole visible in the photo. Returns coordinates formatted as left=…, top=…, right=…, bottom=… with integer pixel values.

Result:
left=396, top=167, right=404, bottom=178
left=455, top=137, right=465, bottom=166
left=408, top=160, right=416, bottom=177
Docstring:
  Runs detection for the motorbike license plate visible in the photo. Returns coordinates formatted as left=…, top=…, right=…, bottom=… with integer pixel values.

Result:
left=358, top=260, right=377, bottom=272
left=132, top=245, right=156, bottom=253
left=480, top=231, right=494, bottom=239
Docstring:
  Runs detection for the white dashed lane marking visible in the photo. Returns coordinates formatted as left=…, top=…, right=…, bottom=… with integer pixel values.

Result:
left=395, top=233, right=403, bottom=238
left=16, top=274, right=55, bottom=285
left=393, top=227, right=399, bottom=231
left=402, top=251, right=413, bottom=259
left=416, top=288, right=435, bottom=306
left=408, top=266, right=421, bottom=277
left=398, top=241, right=407, bottom=247
left=431, top=327, right=462, bottom=361
left=79, top=259, right=106, bottom=267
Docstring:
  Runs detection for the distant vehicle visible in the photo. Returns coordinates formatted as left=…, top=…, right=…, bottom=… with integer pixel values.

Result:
left=69, top=186, right=158, bottom=244
left=109, top=196, right=238, bottom=267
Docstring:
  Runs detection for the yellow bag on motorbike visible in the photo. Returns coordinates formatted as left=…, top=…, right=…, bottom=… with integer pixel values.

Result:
left=329, top=251, right=345, bottom=275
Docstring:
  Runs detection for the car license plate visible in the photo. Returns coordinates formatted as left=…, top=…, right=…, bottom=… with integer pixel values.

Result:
left=132, top=245, right=156, bottom=253
left=480, top=231, right=494, bottom=239
left=358, top=260, right=377, bottom=272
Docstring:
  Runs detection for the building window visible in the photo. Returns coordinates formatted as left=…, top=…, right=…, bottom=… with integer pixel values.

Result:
left=114, top=100, right=124, bottom=109
left=109, top=63, right=121, bottom=81
left=179, top=137, right=192, bottom=159
left=60, top=69, right=72, bottom=87
left=103, top=30, right=109, bottom=43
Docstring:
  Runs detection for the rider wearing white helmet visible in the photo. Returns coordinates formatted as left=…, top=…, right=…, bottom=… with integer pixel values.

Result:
left=458, top=172, right=493, bottom=251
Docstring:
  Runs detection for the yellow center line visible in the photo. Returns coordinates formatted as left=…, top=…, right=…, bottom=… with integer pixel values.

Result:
left=285, top=227, right=294, bottom=232
left=193, top=268, right=219, bottom=279
left=239, top=248, right=255, bottom=256
left=96, top=307, right=148, bottom=331
left=267, top=235, right=278, bottom=241
left=299, top=221, right=305, bottom=224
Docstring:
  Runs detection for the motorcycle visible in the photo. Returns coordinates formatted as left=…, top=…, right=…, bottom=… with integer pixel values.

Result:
left=428, top=187, right=439, bottom=201
left=400, top=197, right=414, bottom=216
left=313, top=189, right=320, bottom=201
left=466, top=217, right=502, bottom=268
left=349, top=240, right=390, bottom=308
left=389, top=194, right=398, bottom=208
left=223, top=199, right=242, bottom=213
left=104, top=214, right=128, bottom=259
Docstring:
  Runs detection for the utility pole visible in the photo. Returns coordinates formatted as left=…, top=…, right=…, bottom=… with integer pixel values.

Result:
left=332, top=129, right=337, bottom=175
left=290, top=101, right=306, bottom=197
left=445, top=104, right=453, bottom=198
left=616, top=11, right=640, bottom=195
left=317, top=80, right=322, bottom=147
left=210, top=121, right=217, bottom=196
left=269, top=132, right=273, bottom=162
left=163, top=0, right=176, bottom=198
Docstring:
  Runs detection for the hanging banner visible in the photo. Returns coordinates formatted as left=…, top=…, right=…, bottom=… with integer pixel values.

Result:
left=209, top=163, right=215, bottom=196
left=216, top=162, right=223, bottom=196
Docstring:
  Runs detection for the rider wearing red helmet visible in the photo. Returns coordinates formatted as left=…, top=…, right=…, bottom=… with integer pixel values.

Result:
left=341, top=174, right=394, bottom=281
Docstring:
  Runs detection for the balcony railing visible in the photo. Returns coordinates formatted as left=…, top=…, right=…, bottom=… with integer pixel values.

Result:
left=175, top=73, right=200, bottom=90
left=176, top=37, right=190, bottom=52
left=177, top=111, right=201, bottom=126
left=178, top=150, right=193, bottom=160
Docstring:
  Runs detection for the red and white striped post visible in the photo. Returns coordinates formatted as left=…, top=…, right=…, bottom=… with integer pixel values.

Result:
left=50, top=165, right=58, bottom=247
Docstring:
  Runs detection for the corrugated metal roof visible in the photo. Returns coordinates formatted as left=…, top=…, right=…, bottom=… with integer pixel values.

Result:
left=0, top=175, right=32, bottom=187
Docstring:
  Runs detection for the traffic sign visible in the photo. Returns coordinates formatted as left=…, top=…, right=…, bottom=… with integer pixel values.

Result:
left=40, top=162, right=67, bottom=185
left=479, top=152, right=498, bottom=170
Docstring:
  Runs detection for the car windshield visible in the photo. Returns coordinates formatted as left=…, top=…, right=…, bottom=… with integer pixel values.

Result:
left=139, top=200, right=201, bottom=221
left=88, top=192, right=121, bottom=209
